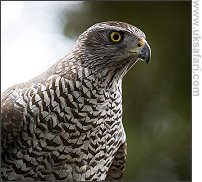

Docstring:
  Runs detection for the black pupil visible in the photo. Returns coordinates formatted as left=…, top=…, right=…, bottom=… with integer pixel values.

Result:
left=113, top=33, right=120, bottom=40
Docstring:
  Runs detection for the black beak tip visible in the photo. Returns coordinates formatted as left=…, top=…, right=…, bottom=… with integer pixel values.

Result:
left=146, top=54, right=151, bottom=64
left=138, top=42, right=151, bottom=64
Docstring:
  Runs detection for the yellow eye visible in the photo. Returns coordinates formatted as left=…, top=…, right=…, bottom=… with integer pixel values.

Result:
left=110, top=32, right=122, bottom=43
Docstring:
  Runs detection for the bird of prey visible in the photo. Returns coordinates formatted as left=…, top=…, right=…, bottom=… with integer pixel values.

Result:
left=1, top=21, right=151, bottom=181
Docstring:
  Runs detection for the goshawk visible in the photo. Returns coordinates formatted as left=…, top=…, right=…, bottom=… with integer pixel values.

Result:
left=1, top=21, right=151, bottom=181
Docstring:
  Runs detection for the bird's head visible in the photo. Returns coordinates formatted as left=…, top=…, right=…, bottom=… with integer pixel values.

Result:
left=73, top=21, right=151, bottom=79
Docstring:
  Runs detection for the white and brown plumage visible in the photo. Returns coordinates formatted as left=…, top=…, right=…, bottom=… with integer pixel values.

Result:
left=1, top=21, right=151, bottom=181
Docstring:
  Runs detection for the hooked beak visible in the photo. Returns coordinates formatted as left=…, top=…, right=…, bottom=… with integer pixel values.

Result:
left=138, top=41, right=151, bottom=64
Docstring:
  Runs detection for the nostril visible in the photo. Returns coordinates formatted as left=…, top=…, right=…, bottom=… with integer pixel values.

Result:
left=137, top=43, right=142, bottom=47
left=137, top=39, right=144, bottom=47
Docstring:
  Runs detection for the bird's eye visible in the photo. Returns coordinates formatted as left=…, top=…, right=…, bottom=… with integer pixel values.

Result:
left=110, top=32, right=123, bottom=43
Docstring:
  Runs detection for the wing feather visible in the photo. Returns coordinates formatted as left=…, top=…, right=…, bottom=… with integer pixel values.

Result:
left=1, top=84, right=26, bottom=152
left=106, top=142, right=127, bottom=180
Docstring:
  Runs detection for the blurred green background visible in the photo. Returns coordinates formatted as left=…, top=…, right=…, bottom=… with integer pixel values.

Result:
left=63, top=1, right=191, bottom=181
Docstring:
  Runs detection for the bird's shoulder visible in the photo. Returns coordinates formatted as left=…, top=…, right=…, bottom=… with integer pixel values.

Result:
left=1, top=83, right=28, bottom=151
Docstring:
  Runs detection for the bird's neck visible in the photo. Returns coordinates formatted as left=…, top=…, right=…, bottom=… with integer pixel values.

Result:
left=56, top=55, right=123, bottom=91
